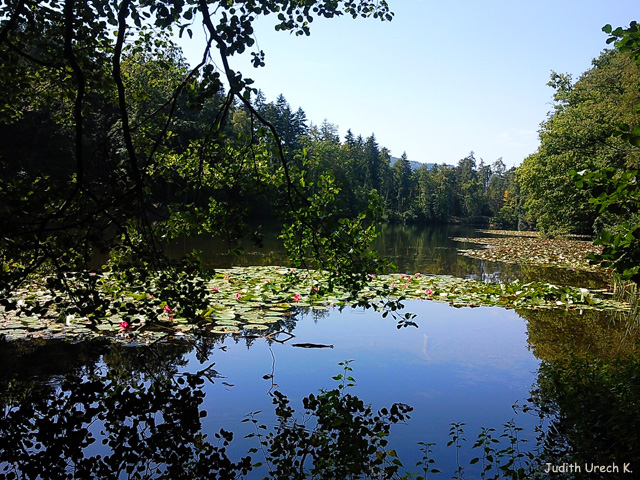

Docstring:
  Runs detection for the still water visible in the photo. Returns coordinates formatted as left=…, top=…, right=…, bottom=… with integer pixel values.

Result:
left=0, top=225, right=627, bottom=478
left=169, top=224, right=609, bottom=288
left=192, top=301, right=541, bottom=476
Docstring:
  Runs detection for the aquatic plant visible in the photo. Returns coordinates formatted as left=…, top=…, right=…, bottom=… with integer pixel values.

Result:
left=1, top=264, right=630, bottom=344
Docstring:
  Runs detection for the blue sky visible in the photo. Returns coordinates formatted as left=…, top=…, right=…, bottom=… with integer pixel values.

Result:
left=177, top=1, right=639, bottom=168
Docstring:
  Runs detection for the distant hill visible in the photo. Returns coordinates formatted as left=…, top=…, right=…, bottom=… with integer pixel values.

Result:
left=389, top=156, right=451, bottom=171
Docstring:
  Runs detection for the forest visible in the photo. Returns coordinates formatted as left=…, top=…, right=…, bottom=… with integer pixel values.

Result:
left=1, top=0, right=640, bottom=304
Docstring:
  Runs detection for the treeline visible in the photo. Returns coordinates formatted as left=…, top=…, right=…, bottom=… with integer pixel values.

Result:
left=4, top=5, right=639, bottom=284
left=240, top=93, right=519, bottom=227
left=0, top=19, right=519, bottom=243
left=6, top=28, right=639, bottom=241
left=239, top=42, right=640, bottom=237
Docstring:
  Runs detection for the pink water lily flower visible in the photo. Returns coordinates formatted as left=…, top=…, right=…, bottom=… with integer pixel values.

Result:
left=368, top=274, right=375, bottom=279
left=163, top=305, right=171, bottom=313
left=425, top=288, right=433, bottom=295
left=400, top=274, right=405, bottom=279
left=211, top=287, right=219, bottom=292
left=415, top=272, right=421, bottom=278
left=293, top=294, right=301, bottom=302
left=234, top=293, right=242, bottom=300
left=119, top=321, right=129, bottom=329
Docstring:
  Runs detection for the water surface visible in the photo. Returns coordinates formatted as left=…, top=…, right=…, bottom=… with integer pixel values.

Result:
left=1, top=224, right=627, bottom=478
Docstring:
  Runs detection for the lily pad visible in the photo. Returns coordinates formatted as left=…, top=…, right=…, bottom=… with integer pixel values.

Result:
left=212, top=312, right=237, bottom=320
left=243, top=323, right=269, bottom=331
left=210, top=325, right=240, bottom=334
left=255, top=317, right=279, bottom=324
left=215, top=319, right=241, bottom=326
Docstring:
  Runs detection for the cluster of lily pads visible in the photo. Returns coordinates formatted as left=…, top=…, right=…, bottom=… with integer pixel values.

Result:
left=0, top=264, right=629, bottom=344
left=453, top=231, right=604, bottom=273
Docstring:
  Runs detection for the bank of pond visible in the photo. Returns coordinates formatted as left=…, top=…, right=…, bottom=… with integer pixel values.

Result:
left=1, top=228, right=638, bottom=479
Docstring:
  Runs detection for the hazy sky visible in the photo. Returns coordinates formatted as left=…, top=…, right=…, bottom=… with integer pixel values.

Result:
left=177, top=1, right=639, bottom=168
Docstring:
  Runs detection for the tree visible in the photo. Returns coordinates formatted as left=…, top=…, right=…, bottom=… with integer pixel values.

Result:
left=518, top=48, right=640, bottom=234
left=495, top=167, right=525, bottom=229
left=573, top=22, right=640, bottom=282
left=364, top=134, right=382, bottom=191
left=391, top=151, right=413, bottom=215
left=292, top=107, right=309, bottom=139
left=317, top=119, right=341, bottom=144
left=486, top=158, right=506, bottom=216
left=344, top=129, right=357, bottom=148
left=431, top=165, right=457, bottom=222
left=454, top=152, right=485, bottom=218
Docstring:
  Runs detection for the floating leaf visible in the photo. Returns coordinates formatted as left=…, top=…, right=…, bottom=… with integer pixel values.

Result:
left=243, top=323, right=269, bottom=331
left=211, top=325, right=240, bottom=334
left=215, top=319, right=241, bottom=326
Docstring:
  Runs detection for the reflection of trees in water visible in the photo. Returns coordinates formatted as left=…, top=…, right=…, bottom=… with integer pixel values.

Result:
left=373, top=224, right=610, bottom=288
left=375, top=224, right=478, bottom=275
left=529, top=355, right=640, bottom=477
left=168, top=224, right=611, bottom=291
left=0, top=341, right=252, bottom=480
left=0, top=338, right=110, bottom=385
left=521, top=308, right=640, bottom=477
left=519, top=264, right=610, bottom=289
left=5, top=297, right=637, bottom=478
left=519, top=308, right=640, bottom=362
left=0, top=338, right=411, bottom=480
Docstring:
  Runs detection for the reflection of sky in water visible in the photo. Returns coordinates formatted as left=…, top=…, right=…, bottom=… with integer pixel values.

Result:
left=184, top=300, right=541, bottom=477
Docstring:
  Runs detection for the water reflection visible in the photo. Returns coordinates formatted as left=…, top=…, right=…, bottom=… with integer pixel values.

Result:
left=520, top=307, right=640, bottom=478
left=4, top=222, right=632, bottom=478
left=0, top=341, right=252, bottom=480
left=530, top=352, right=640, bottom=479
left=1, top=301, right=543, bottom=479
left=164, top=224, right=609, bottom=289
left=519, top=308, right=640, bottom=362
left=2, top=299, right=639, bottom=478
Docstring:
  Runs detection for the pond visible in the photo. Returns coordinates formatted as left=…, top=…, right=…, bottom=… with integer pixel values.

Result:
left=2, top=225, right=638, bottom=479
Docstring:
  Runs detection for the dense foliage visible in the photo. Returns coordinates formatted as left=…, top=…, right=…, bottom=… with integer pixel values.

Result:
left=518, top=48, right=640, bottom=235
left=250, top=99, right=519, bottom=227
left=574, top=22, right=640, bottom=283
left=514, top=22, right=640, bottom=285
left=0, top=0, right=522, bottom=324
left=0, top=0, right=400, bottom=315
